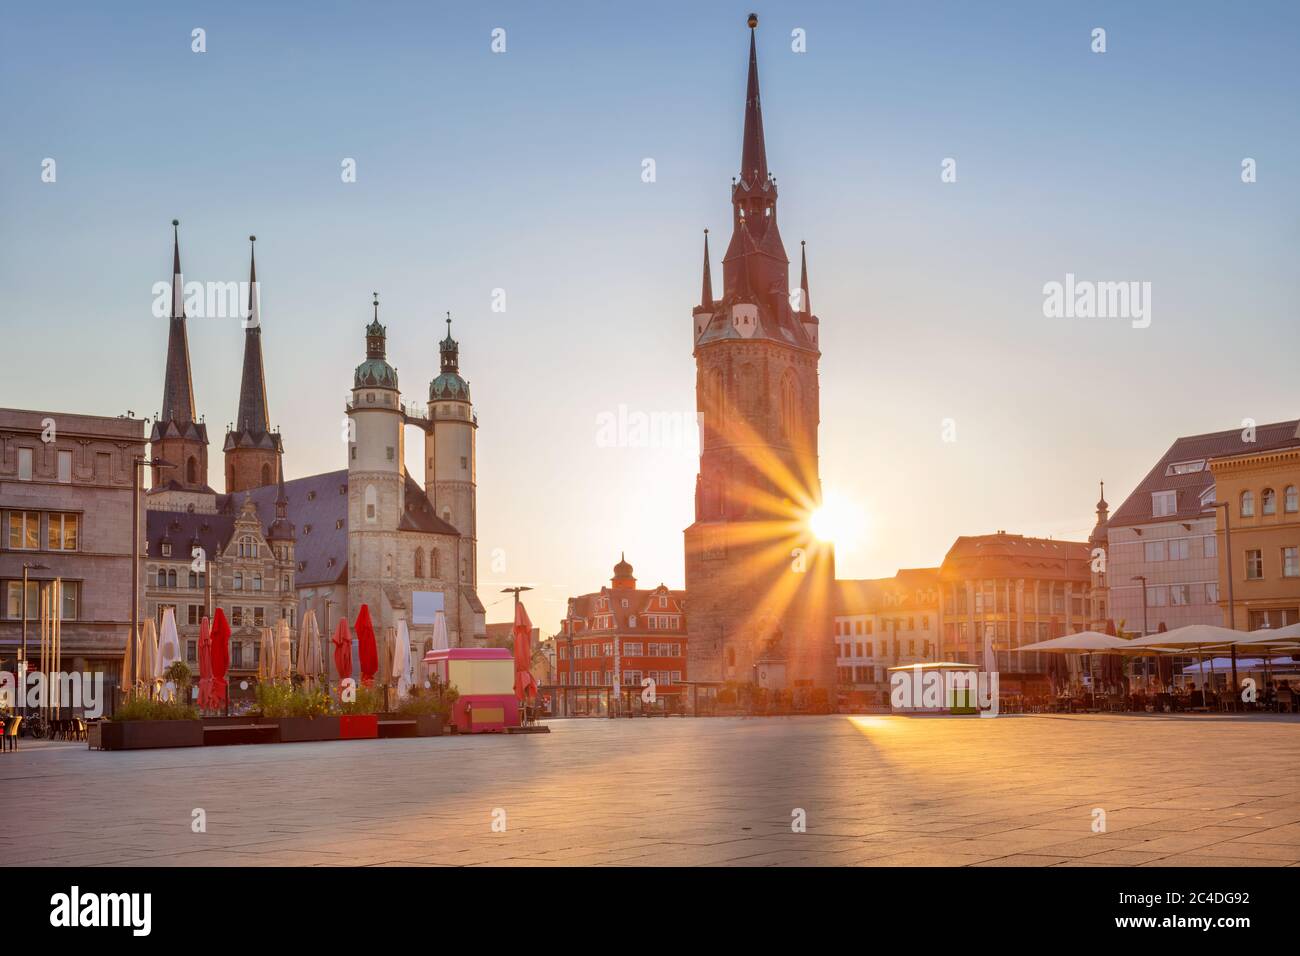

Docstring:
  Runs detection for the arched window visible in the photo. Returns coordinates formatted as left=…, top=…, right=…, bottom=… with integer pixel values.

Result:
left=157, top=569, right=167, bottom=587
left=1241, top=490, right=1255, bottom=517
left=706, top=367, right=726, bottom=427
left=188, top=571, right=197, bottom=589
left=779, top=369, right=800, bottom=442
left=1262, top=488, right=1276, bottom=515
left=414, top=548, right=424, bottom=578
left=261, top=463, right=271, bottom=485
left=234, top=571, right=243, bottom=590
left=365, top=485, right=378, bottom=523
left=1286, top=486, right=1298, bottom=513
left=167, top=570, right=177, bottom=587
left=186, top=456, right=197, bottom=484
left=431, top=549, right=440, bottom=578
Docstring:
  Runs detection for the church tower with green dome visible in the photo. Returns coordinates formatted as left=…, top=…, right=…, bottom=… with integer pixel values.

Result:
left=425, top=313, right=477, bottom=590
left=346, top=294, right=407, bottom=619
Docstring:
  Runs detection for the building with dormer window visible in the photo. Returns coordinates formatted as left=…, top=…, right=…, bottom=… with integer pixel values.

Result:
left=557, top=555, right=687, bottom=714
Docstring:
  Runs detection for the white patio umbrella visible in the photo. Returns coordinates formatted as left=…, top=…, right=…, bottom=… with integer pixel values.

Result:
left=158, top=607, right=182, bottom=700
left=296, top=610, right=323, bottom=688
left=982, top=624, right=997, bottom=673
left=392, top=618, right=413, bottom=698
left=1018, top=631, right=1133, bottom=652
left=1127, top=624, right=1244, bottom=696
left=431, top=610, right=450, bottom=651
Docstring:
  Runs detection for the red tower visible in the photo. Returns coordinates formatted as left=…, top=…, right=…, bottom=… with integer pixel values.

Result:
left=683, top=16, right=835, bottom=700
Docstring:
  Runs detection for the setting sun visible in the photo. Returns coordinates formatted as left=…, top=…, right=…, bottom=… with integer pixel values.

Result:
left=809, top=492, right=865, bottom=546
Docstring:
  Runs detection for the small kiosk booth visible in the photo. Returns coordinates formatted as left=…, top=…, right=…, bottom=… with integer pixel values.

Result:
left=422, top=647, right=519, bottom=733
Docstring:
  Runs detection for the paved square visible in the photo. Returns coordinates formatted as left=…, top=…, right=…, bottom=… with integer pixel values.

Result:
left=3, top=714, right=1299, bottom=867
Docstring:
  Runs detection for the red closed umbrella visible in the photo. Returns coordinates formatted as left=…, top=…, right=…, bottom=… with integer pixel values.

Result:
left=513, top=601, right=538, bottom=702
left=331, top=619, right=352, bottom=686
left=197, top=616, right=213, bottom=711
left=209, top=607, right=230, bottom=709
left=355, top=604, right=379, bottom=686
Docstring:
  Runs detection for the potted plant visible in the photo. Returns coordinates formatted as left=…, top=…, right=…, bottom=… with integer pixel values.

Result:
left=100, top=696, right=204, bottom=750
left=338, top=684, right=383, bottom=739
left=257, top=683, right=339, bottom=742
left=393, top=685, right=458, bottom=737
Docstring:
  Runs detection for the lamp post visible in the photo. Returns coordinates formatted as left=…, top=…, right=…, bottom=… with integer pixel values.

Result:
left=131, top=457, right=173, bottom=701
left=1206, top=501, right=1238, bottom=707
left=20, top=562, right=50, bottom=717
left=1131, top=574, right=1149, bottom=688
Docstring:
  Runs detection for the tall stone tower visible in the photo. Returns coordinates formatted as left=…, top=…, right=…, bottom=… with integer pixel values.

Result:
left=224, top=236, right=284, bottom=492
left=426, top=314, right=477, bottom=588
left=347, top=295, right=406, bottom=612
left=683, top=16, right=835, bottom=697
left=151, top=220, right=211, bottom=492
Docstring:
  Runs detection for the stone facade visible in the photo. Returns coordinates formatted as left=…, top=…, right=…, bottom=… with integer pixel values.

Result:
left=0, top=407, right=147, bottom=676
left=1207, top=440, right=1300, bottom=630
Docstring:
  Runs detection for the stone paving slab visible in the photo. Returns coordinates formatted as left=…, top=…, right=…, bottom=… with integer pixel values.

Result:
left=1, top=713, right=1298, bottom=867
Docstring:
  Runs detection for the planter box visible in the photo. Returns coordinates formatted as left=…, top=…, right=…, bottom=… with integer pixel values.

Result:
left=339, top=714, right=378, bottom=739
left=99, top=719, right=205, bottom=751
left=414, top=714, right=444, bottom=737
left=275, top=716, right=340, bottom=742
left=377, top=713, right=446, bottom=738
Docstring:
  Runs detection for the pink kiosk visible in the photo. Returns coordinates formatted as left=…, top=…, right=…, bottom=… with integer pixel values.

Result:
left=422, top=647, right=519, bottom=733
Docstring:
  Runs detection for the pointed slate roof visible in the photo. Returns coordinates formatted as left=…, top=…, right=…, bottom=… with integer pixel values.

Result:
left=157, top=220, right=203, bottom=433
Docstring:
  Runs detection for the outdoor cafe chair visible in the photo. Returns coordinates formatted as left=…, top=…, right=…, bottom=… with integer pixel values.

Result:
left=2, top=716, right=21, bottom=752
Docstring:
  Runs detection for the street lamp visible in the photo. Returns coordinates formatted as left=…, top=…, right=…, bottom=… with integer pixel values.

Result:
left=131, top=457, right=173, bottom=696
left=19, top=562, right=49, bottom=717
left=1131, top=575, right=1149, bottom=688
left=1205, top=501, right=1238, bottom=705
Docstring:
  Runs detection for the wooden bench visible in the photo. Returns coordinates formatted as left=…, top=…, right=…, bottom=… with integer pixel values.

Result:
left=377, top=719, right=418, bottom=739
left=203, top=723, right=279, bottom=746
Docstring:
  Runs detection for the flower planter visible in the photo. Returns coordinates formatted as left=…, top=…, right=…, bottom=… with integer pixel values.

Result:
left=99, top=719, right=205, bottom=751
left=275, top=716, right=340, bottom=743
left=414, top=714, right=445, bottom=737
left=339, top=714, right=378, bottom=739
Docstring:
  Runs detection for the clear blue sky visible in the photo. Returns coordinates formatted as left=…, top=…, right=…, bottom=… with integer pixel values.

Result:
left=2, top=1, right=1297, bottom=632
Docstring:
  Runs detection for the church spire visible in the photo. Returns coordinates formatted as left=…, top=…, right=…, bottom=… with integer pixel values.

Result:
left=740, top=13, right=767, bottom=187
left=700, top=229, right=713, bottom=310
left=223, top=234, right=283, bottom=493
left=151, top=219, right=210, bottom=492
left=799, top=240, right=811, bottom=315
left=234, top=236, right=270, bottom=434
left=160, top=219, right=196, bottom=423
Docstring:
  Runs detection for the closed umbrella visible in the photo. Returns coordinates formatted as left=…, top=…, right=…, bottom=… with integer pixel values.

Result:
left=355, top=604, right=379, bottom=685
left=513, top=601, right=538, bottom=702
left=431, top=610, right=449, bottom=651
left=120, top=625, right=138, bottom=701
left=331, top=619, right=352, bottom=687
left=209, top=608, right=230, bottom=709
left=392, top=619, right=413, bottom=698
left=982, top=624, right=997, bottom=674
left=378, top=627, right=395, bottom=690
left=197, top=616, right=212, bottom=711
left=257, top=627, right=274, bottom=682
left=296, top=610, right=323, bottom=689
left=159, top=606, right=182, bottom=670
left=140, top=618, right=161, bottom=694
left=275, top=617, right=293, bottom=680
